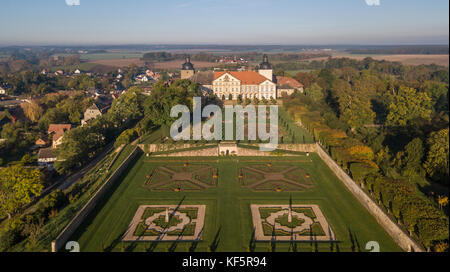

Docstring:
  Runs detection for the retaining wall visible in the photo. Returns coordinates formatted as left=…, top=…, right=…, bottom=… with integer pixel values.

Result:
left=243, top=143, right=317, bottom=153
left=51, top=147, right=141, bottom=252
left=315, top=143, right=424, bottom=252
left=138, top=143, right=214, bottom=153
left=152, top=147, right=219, bottom=157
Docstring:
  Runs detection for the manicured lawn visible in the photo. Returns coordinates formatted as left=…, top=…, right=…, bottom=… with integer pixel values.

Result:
left=70, top=154, right=401, bottom=252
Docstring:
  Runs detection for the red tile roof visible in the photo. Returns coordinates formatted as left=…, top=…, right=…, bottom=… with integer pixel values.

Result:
left=214, top=71, right=269, bottom=85
left=48, top=124, right=72, bottom=142
left=276, top=76, right=304, bottom=89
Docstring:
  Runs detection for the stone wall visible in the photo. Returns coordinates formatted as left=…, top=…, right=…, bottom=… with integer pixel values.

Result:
left=138, top=143, right=215, bottom=153
left=152, top=147, right=218, bottom=157
left=236, top=147, right=299, bottom=157
left=51, top=147, right=141, bottom=252
left=140, top=143, right=316, bottom=157
left=243, top=143, right=317, bottom=153
left=315, top=143, right=424, bottom=252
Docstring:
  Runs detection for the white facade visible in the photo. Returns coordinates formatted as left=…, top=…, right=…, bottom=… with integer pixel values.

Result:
left=258, top=69, right=273, bottom=81
left=212, top=72, right=276, bottom=100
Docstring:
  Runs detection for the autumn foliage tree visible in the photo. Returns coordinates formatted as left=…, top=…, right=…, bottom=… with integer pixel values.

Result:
left=0, top=165, right=43, bottom=219
left=20, top=101, right=43, bottom=123
left=424, top=128, right=449, bottom=185
left=386, top=87, right=433, bottom=127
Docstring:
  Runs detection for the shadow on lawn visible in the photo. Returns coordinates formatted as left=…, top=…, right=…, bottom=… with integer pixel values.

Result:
left=348, top=227, right=361, bottom=252
left=249, top=227, right=256, bottom=252
left=189, top=226, right=204, bottom=252
left=104, top=231, right=126, bottom=252
left=209, top=226, right=221, bottom=252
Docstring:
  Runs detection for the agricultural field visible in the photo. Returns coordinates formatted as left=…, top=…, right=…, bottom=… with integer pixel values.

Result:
left=69, top=152, right=401, bottom=252
left=330, top=52, right=449, bottom=66
left=150, top=60, right=216, bottom=70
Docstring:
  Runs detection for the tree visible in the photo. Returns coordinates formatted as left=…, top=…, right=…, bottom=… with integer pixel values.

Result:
left=402, top=138, right=424, bottom=176
left=341, top=98, right=375, bottom=130
left=423, top=128, right=449, bottom=184
left=294, top=72, right=316, bottom=88
left=437, top=196, right=448, bottom=210
left=114, top=128, right=138, bottom=148
left=55, top=127, right=106, bottom=174
left=21, top=153, right=33, bottom=165
left=21, top=102, right=43, bottom=123
left=305, top=83, right=324, bottom=102
left=386, top=87, right=433, bottom=127
left=38, top=107, right=67, bottom=131
left=0, top=165, right=43, bottom=218
left=143, top=82, right=196, bottom=127
left=110, top=87, right=144, bottom=124
left=237, top=95, right=242, bottom=104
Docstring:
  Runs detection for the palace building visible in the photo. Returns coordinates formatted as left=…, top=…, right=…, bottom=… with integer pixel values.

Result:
left=181, top=55, right=303, bottom=100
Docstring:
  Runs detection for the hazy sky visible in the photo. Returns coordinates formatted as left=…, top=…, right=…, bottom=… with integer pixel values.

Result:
left=0, top=0, right=448, bottom=45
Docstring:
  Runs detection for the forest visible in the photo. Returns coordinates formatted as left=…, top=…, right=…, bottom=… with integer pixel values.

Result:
left=282, top=57, right=449, bottom=251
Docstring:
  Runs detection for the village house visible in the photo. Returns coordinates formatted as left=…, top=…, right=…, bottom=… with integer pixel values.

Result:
left=0, top=111, right=17, bottom=130
left=81, top=103, right=107, bottom=126
left=35, top=136, right=50, bottom=147
left=37, top=147, right=57, bottom=171
left=135, top=74, right=149, bottom=83
left=276, top=76, right=304, bottom=97
left=54, top=70, right=64, bottom=76
left=48, top=124, right=72, bottom=148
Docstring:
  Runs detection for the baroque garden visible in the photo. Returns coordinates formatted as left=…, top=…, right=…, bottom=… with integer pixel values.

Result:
left=68, top=124, right=402, bottom=252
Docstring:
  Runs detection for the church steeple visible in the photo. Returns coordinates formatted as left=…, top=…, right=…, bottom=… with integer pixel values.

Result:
left=258, top=54, right=273, bottom=80
left=181, top=55, right=195, bottom=79
left=259, top=54, right=272, bottom=70
left=181, top=55, right=194, bottom=70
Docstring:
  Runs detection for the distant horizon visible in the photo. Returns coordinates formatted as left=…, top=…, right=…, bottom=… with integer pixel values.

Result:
left=0, top=0, right=448, bottom=46
left=1, top=43, right=449, bottom=48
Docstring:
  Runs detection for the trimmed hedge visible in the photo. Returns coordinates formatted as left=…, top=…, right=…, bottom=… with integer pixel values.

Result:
left=350, top=162, right=379, bottom=182
left=283, top=98, right=449, bottom=250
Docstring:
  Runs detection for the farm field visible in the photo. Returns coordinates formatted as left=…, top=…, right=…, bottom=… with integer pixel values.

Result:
left=150, top=60, right=216, bottom=70
left=70, top=153, right=401, bottom=252
left=330, top=52, right=449, bottom=66
left=87, top=57, right=216, bottom=69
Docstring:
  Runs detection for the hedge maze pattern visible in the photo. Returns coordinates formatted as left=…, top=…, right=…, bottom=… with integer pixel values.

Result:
left=144, top=164, right=218, bottom=192
left=239, top=164, right=314, bottom=192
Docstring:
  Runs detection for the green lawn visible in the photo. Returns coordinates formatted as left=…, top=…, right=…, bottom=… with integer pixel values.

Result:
left=70, top=153, right=401, bottom=252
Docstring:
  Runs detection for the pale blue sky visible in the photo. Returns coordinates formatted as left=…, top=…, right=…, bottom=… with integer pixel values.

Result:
left=0, top=0, right=448, bottom=45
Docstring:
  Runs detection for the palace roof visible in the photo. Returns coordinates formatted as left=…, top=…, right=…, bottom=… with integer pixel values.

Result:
left=214, top=71, right=270, bottom=85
